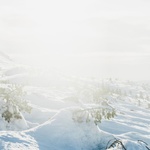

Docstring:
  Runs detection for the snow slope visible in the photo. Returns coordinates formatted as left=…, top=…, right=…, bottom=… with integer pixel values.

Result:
left=0, top=52, right=150, bottom=149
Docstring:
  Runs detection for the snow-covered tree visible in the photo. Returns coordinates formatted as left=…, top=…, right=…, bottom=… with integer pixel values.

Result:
left=73, top=85, right=116, bottom=125
left=0, top=84, right=31, bottom=129
left=72, top=101, right=116, bottom=125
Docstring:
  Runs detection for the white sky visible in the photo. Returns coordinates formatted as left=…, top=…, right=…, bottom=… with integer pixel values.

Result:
left=1, top=0, right=150, bottom=80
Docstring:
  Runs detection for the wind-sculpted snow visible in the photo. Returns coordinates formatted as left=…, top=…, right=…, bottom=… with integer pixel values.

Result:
left=0, top=106, right=149, bottom=150
left=0, top=132, right=38, bottom=150
left=0, top=53, right=150, bottom=149
left=0, top=108, right=114, bottom=150
left=26, top=108, right=111, bottom=150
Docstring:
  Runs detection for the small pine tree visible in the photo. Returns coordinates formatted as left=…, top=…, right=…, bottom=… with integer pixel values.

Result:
left=73, top=83, right=116, bottom=125
left=0, top=84, right=31, bottom=123
left=72, top=100, right=116, bottom=125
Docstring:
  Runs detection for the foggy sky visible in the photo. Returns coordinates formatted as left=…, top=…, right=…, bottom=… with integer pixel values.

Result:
left=1, top=0, right=150, bottom=54
left=1, top=0, right=150, bottom=80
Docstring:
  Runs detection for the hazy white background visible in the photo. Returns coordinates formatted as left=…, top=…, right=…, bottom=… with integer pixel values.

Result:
left=1, top=0, right=150, bottom=80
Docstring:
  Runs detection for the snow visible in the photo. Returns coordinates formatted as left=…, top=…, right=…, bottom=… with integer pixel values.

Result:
left=27, top=108, right=106, bottom=150
left=0, top=52, right=150, bottom=149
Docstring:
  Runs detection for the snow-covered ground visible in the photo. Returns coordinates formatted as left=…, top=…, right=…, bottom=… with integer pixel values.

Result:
left=0, top=52, right=150, bottom=150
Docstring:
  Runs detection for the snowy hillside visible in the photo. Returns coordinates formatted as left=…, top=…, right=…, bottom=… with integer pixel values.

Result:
left=0, top=51, right=12, bottom=64
left=0, top=52, right=149, bottom=149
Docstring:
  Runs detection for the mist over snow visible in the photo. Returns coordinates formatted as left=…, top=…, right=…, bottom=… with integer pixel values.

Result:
left=0, top=0, right=150, bottom=80
left=0, top=0, right=150, bottom=149
left=0, top=52, right=149, bottom=149
left=10, top=51, right=150, bottom=81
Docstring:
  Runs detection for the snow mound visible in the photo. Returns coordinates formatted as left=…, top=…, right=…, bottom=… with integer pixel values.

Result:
left=0, top=107, right=149, bottom=150
left=27, top=108, right=113, bottom=150
left=0, top=132, right=38, bottom=150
